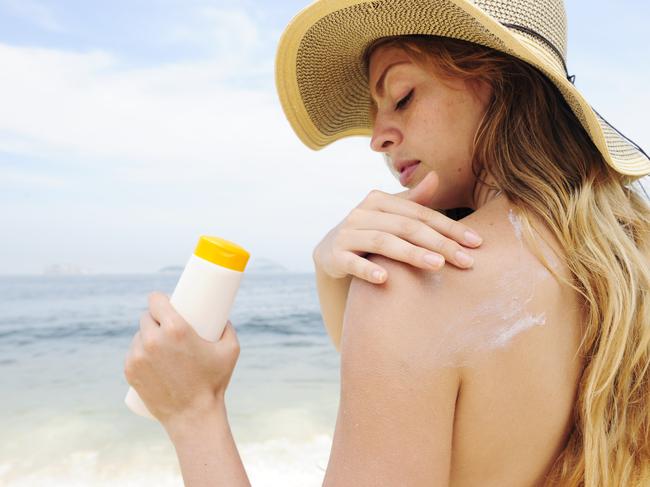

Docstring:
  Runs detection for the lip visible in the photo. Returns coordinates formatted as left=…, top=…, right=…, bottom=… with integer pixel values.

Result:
left=394, top=159, right=421, bottom=174
left=399, top=162, right=420, bottom=185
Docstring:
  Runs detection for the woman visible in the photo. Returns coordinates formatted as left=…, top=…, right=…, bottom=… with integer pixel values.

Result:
left=124, top=0, right=650, bottom=485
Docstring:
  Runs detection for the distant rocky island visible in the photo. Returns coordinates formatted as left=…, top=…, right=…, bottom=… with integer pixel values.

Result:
left=158, top=257, right=288, bottom=274
left=246, top=257, right=288, bottom=273
left=43, top=263, right=93, bottom=275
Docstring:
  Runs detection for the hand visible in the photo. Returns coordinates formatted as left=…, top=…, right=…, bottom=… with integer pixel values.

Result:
left=124, top=291, right=240, bottom=427
left=313, top=170, right=483, bottom=283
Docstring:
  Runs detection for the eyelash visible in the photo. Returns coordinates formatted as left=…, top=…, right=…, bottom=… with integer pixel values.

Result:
left=395, top=89, right=414, bottom=111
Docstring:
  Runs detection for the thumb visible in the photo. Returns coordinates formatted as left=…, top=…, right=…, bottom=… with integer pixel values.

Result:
left=395, top=170, right=439, bottom=205
left=217, top=320, right=240, bottom=351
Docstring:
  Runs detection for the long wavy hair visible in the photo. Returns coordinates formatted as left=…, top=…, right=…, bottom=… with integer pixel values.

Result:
left=363, top=35, right=650, bottom=486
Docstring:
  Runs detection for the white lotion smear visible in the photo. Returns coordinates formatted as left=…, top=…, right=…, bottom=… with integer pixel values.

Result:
left=421, top=208, right=558, bottom=369
left=508, top=208, right=524, bottom=242
left=489, top=312, right=547, bottom=349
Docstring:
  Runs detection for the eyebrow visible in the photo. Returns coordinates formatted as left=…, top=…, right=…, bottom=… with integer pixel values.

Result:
left=372, top=61, right=409, bottom=100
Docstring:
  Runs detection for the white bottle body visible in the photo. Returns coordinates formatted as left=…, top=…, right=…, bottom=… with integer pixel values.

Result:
left=125, top=253, right=243, bottom=420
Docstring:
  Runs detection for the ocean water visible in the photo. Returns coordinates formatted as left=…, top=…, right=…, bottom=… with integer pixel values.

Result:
left=0, top=272, right=341, bottom=486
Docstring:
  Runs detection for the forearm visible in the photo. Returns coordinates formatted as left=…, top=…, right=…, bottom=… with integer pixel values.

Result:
left=164, top=401, right=251, bottom=487
left=314, top=255, right=352, bottom=353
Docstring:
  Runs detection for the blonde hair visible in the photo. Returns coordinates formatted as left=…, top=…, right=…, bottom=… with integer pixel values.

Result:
left=364, top=35, right=650, bottom=486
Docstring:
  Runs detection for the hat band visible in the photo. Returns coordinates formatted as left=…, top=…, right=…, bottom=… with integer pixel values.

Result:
left=500, top=22, right=575, bottom=85
left=502, top=23, right=649, bottom=166
left=593, top=108, right=650, bottom=163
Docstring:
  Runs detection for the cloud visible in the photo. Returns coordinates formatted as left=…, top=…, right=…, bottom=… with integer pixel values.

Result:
left=0, top=2, right=647, bottom=274
left=162, top=5, right=272, bottom=74
left=0, top=41, right=280, bottom=172
left=169, top=6, right=260, bottom=51
left=0, top=0, right=63, bottom=32
left=0, top=28, right=392, bottom=273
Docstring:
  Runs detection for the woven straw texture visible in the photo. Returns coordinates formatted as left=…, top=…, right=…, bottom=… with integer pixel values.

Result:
left=275, top=0, right=650, bottom=177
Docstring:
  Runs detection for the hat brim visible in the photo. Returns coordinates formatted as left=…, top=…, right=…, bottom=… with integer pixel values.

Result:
left=275, top=0, right=650, bottom=178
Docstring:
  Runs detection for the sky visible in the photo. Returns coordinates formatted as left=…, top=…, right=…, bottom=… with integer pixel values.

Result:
left=0, top=0, right=648, bottom=275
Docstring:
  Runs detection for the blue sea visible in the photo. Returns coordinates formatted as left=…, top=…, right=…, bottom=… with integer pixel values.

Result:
left=0, top=272, right=341, bottom=486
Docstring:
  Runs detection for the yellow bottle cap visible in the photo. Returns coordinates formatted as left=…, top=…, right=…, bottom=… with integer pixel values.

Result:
left=194, top=236, right=250, bottom=272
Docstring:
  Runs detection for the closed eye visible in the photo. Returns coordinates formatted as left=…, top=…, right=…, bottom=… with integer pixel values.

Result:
left=395, top=89, right=414, bottom=111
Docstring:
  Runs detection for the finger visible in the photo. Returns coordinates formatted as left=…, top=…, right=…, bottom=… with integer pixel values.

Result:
left=219, top=321, right=237, bottom=342
left=216, top=321, right=240, bottom=356
left=360, top=193, right=482, bottom=248
left=341, top=251, right=388, bottom=283
left=125, top=331, right=145, bottom=385
left=346, top=209, right=474, bottom=268
left=148, top=291, right=179, bottom=328
left=348, top=230, right=450, bottom=270
left=139, top=310, right=161, bottom=349
left=126, top=331, right=143, bottom=365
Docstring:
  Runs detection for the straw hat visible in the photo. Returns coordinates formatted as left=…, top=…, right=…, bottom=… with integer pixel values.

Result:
left=274, top=0, right=650, bottom=178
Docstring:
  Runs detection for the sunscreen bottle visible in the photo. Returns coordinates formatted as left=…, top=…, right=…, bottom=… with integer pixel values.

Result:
left=125, top=235, right=250, bottom=420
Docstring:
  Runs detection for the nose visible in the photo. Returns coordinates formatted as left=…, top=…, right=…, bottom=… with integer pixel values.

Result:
left=369, top=118, right=402, bottom=153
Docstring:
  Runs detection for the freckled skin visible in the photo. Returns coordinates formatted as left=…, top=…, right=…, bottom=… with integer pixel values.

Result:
left=365, top=45, right=584, bottom=486
left=368, top=46, right=495, bottom=210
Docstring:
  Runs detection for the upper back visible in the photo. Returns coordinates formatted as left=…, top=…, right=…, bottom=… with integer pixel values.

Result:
left=446, top=195, right=586, bottom=486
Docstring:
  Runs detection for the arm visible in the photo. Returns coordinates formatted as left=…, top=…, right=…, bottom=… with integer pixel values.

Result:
left=322, top=254, right=462, bottom=486
left=164, top=401, right=251, bottom=487
left=314, top=252, right=352, bottom=353
left=163, top=253, right=466, bottom=487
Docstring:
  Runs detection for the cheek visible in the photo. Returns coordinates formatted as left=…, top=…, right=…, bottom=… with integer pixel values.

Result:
left=411, top=97, right=471, bottom=160
left=441, top=94, right=485, bottom=157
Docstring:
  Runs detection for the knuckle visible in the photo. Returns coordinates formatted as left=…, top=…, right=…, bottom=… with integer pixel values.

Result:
left=333, top=228, right=348, bottom=250
left=364, top=189, right=382, bottom=204
left=134, top=348, right=146, bottom=363
left=346, top=253, right=362, bottom=277
left=445, top=218, right=459, bottom=236
left=347, top=207, right=363, bottom=225
left=169, top=322, right=187, bottom=340
left=415, top=205, right=431, bottom=222
left=143, top=335, right=159, bottom=354
left=354, top=261, right=368, bottom=281
left=369, top=231, right=385, bottom=252
left=407, top=245, right=421, bottom=262
left=430, top=234, right=446, bottom=252
left=440, top=235, right=462, bottom=254
left=128, top=351, right=144, bottom=371
left=398, top=218, right=418, bottom=236
left=124, top=359, right=142, bottom=386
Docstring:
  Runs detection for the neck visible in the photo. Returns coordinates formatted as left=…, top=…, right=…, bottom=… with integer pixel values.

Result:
left=470, top=172, right=502, bottom=210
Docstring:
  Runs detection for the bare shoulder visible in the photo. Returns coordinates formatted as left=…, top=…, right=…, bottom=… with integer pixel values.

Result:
left=358, top=196, right=570, bottom=369
left=332, top=231, right=471, bottom=485
left=341, top=197, right=585, bottom=486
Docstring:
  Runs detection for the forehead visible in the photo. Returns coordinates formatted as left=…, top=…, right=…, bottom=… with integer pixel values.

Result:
left=368, top=46, right=414, bottom=99
left=368, top=45, right=413, bottom=81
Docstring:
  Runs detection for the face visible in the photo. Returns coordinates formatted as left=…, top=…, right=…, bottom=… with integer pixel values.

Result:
left=368, top=45, right=493, bottom=209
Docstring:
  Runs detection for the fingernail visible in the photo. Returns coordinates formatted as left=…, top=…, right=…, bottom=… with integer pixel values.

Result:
left=464, top=231, right=482, bottom=246
left=372, top=270, right=385, bottom=281
left=424, top=254, right=445, bottom=268
left=455, top=251, right=474, bottom=267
